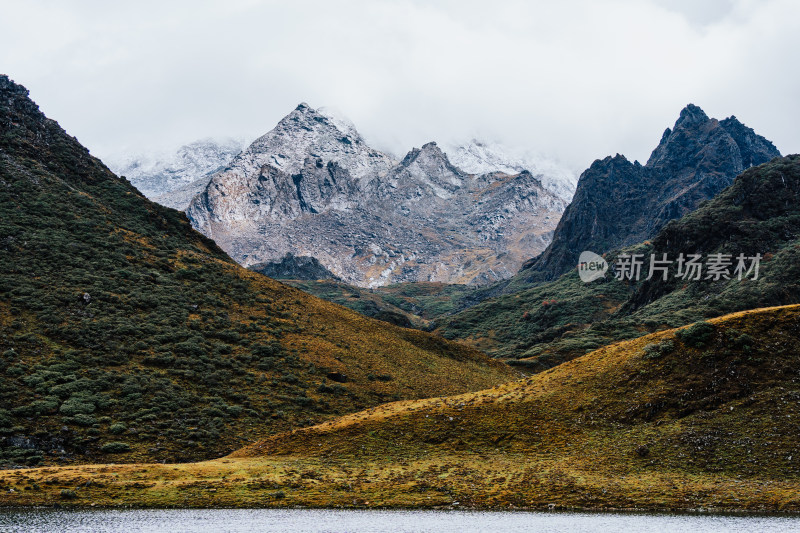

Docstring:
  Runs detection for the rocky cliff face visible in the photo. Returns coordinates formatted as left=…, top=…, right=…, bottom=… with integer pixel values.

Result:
left=518, top=104, right=781, bottom=282
left=187, top=104, right=566, bottom=287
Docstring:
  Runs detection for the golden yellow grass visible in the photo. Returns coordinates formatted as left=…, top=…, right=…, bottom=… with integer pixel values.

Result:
left=3, top=305, right=800, bottom=511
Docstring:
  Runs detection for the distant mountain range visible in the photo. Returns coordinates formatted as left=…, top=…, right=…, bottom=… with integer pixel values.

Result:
left=106, top=106, right=577, bottom=288
left=291, top=105, right=786, bottom=338
left=184, top=104, right=575, bottom=287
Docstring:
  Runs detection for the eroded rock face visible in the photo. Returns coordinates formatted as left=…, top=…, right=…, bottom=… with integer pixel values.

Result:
left=188, top=105, right=567, bottom=287
left=518, top=104, right=781, bottom=283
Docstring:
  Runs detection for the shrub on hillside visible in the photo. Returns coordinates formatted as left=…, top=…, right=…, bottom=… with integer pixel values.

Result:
left=58, top=398, right=96, bottom=416
left=100, top=442, right=131, bottom=453
left=108, top=422, right=127, bottom=435
left=642, top=340, right=675, bottom=360
left=676, top=321, right=716, bottom=348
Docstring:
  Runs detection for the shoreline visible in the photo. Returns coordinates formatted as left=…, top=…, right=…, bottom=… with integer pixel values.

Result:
left=2, top=503, right=800, bottom=516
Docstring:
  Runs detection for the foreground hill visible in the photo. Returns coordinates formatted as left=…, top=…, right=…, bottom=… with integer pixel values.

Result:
left=3, top=305, right=799, bottom=510
left=0, top=75, right=515, bottom=467
left=437, top=155, right=800, bottom=369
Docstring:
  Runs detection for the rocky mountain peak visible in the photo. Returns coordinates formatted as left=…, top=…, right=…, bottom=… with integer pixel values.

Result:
left=719, top=115, right=781, bottom=168
left=185, top=104, right=566, bottom=287
left=399, top=141, right=462, bottom=175
left=249, top=253, right=340, bottom=281
left=676, top=103, right=709, bottom=126
left=645, top=103, right=765, bottom=172
left=0, top=74, right=26, bottom=97
left=1, top=74, right=108, bottom=188
left=241, top=103, right=396, bottom=183
left=583, top=154, right=631, bottom=177
left=518, top=104, right=781, bottom=283
left=277, top=102, right=358, bottom=141
left=646, top=104, right=715, bottom=168
left=1, top=75, right=50, bottom=134
left=442, top=139, right=578, bottom=202
left=420, top=140, right=443, bottom=153
left=379, top=141, right=469, bottom=201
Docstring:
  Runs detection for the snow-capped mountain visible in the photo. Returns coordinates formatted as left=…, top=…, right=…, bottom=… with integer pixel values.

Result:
left=443, top=140, right=578, bottom=201
left=187, top=104, right=567, bottom=287
left=237, top=103, right=397, bottom=183
left=107, top=137, right=247, bottom=200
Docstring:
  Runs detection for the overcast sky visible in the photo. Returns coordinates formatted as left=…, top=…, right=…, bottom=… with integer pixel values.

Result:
left=1, top=0, right=798, bottom=170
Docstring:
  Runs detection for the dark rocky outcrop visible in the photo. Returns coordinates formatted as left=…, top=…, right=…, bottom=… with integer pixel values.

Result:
left=517, top=104, right=781, bottom=283
left=249, top=253, right=340, bottom=281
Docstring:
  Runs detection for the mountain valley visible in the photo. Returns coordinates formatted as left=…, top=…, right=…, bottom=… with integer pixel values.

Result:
left=1, top=73, right=798, bottom=514
left=5, top=304, right=800, bottom=510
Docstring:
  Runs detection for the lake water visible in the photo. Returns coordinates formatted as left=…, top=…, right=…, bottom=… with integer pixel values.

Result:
left=1, top=508, right=799, bottom=532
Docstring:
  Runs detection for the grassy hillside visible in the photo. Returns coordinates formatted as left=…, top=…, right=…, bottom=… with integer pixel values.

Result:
left=438, top=155, right=800, bottom=370
left=3, top=305, right=799, bottom=510
left=437, top=266, right=634, bottom=363
left=0, top=75, right=516, bottom=468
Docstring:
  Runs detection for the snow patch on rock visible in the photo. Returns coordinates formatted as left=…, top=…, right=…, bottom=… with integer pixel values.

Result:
left=443, top=140, right=577, bottom=201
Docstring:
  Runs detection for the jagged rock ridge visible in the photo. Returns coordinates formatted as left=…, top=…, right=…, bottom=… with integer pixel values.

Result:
left=187, top=104, right=566, bottom=287
left=518, top=104, right=781, bottom=283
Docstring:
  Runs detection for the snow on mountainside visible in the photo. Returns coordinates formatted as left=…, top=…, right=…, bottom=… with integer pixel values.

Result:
left=100, top=104, right=574, bottom=287
left=240, top=103, right=398, bottom=182
left=443, top=140, right=577, bottom=201
left=107, top=137, right=248, bottom=199
left=186, top=104, right=567, bottom=287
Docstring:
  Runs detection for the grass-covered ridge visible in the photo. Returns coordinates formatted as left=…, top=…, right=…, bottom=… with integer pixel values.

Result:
left=0, top=75, right=516, bottom=467
left=2, top=305, right=799, bottom=510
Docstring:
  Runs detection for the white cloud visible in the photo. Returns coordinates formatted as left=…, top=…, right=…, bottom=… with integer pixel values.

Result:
left=0, top=0, right=796, bottom=170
